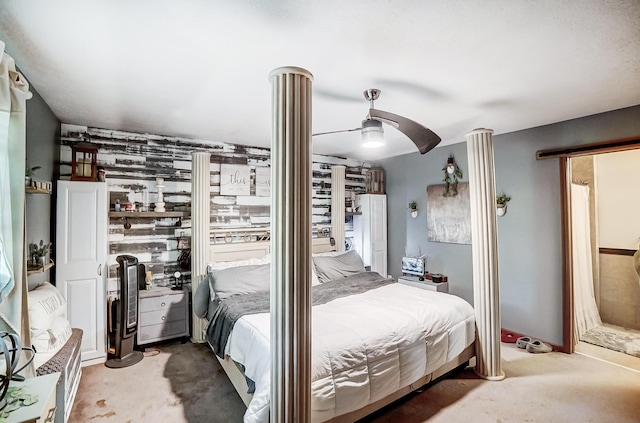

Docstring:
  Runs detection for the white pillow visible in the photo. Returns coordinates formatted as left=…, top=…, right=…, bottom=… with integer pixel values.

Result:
left=28, top=282, right=67, bottom=337
left=31, top=315, right=72, bottom=354
left=312, top=250, right=366, bottom=283
left=211, top=263, right=271, bottom=300
left=207, top=257, right=268, bottom=272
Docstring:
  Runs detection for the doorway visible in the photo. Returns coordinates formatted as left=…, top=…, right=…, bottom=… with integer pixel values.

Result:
left=537, top=136, right=640, bottom=362
left=568, top=152, right=640, bottom=367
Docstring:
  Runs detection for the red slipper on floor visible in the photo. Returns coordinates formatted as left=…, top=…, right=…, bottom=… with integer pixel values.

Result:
left=501, top=330, right=518, bottom=343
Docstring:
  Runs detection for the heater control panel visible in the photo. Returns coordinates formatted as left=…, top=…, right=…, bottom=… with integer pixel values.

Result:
left=137, top=286, right=190, bottom=345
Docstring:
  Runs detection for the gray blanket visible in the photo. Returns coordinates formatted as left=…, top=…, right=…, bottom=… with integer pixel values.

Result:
left=207, top=271, right=394, bottom=358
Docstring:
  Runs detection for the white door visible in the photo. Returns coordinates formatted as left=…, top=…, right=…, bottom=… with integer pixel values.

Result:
left=56, top=181, right=107, bottom=366
left=354, top=194, right=388, bottom=277
left=369, top=194, right=387, bottom=277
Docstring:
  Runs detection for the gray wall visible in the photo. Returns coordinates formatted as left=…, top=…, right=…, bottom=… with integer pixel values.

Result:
left=381, top=105, right=640, bottom=345
left=25, top=84, right=60, bottom=288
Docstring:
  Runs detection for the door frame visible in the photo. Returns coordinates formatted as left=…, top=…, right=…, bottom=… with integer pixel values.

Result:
left=536, top=136, right=640, bottom=353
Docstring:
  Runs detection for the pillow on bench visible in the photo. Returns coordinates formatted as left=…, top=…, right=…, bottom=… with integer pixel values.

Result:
left=28, top=282, right=72, bottom=359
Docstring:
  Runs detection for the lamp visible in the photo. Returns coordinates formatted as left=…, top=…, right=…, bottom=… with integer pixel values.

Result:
left=361, top=119, right=384, bottom=148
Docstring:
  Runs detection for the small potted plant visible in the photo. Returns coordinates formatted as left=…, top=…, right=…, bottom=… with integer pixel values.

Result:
left=408, top=201, right=418, bottom=218
left=29, top=240, right=52, bottom=269
left=25, top=166, right=41, bottom=187
left=496, top=192, right=511, bottom=216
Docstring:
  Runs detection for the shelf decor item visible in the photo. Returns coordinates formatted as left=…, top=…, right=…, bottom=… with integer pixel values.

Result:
left=24, top=166, right=41, bottom=187
left=154, top=178, right=166, bottom=212
left=0, top=332, right=36, bottom=410
left=365, top=167, right=385, bottom=194
left=70, top=142, right=98, bottom=181
left=28, top=240, right=52, bottom=269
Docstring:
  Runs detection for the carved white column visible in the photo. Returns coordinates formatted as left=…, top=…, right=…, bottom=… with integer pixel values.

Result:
left=269, top=66, right=313, bottom=422
left=191, top=151, right=210, bottom=343
left=465, top=128, right=505, bottom=381
left=331, top=165, right=346, bottom=252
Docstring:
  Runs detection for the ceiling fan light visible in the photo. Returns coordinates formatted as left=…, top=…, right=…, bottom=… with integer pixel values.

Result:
left=361, top=119, right=384, bottom=148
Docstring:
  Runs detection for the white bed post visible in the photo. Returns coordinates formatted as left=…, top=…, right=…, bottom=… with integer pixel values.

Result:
left=191, top=151, right=211, bottom=343
left=331, top=165, right=346, bottom=252
left=465, top=128, right=505, bottom=381
left=269, top=66, right=313, bottom=422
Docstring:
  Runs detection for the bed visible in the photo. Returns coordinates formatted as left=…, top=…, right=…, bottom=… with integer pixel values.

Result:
left=194, top=241, right=476, bottom=423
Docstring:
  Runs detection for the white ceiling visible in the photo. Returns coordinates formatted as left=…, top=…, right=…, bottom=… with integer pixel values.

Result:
left=1, top=1, right=639, bottom=161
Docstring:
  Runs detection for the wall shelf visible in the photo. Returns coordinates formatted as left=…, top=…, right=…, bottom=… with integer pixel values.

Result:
left=27, top=262, right=54, bottom=275
left=25, top=186, right=51, bottom=195
left=324, top=211, right=362, bottom=216
left=109, top=211, right=189, bottom=218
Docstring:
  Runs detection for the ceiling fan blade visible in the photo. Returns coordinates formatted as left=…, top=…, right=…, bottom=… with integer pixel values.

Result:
left=312, top=127, right=361, bottom=137
left=369, top=108, right=441, bottom=154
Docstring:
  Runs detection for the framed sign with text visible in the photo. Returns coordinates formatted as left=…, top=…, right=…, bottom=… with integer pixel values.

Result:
left=220, top=164, right=251, bottom=196
left=255, top=167, right=271, bottom=197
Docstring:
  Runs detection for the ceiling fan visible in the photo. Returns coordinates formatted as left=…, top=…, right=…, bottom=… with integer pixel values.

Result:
left=313, top=89, right=441, bottom=155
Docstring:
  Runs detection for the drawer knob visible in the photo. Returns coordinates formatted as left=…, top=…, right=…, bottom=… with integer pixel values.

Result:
left=161, top=315, right=166, bottom=321
left=161, top=302, right=166, bottom=307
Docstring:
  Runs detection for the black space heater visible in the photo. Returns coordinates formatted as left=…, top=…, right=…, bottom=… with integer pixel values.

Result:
left=106, top=255, right=144, bottom=368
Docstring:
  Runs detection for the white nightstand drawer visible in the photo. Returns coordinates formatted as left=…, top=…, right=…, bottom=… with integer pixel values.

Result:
left=398, top=276, right=449, bottom=293
left=139, top=305, right=186, bottom=327
left=138, top=292, right=186, bottom=313
left=138, top=319, right=188, bottom=342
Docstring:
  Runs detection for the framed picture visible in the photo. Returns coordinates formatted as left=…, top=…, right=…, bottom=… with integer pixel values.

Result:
left=426, top=183, right=472, bottom=244
left=255, top=167, right=271, bottom=197
left=220, top=164, right=251, bottom=196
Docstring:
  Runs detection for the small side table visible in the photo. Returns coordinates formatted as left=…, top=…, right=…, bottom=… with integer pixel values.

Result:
left=4, top=372, right=59, bottom=423
left=138, top=285, right=190, bottom=346
left=398, top=276, right=449, bottom=293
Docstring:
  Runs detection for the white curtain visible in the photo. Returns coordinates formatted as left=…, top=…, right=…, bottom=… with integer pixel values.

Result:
left=571, top=183, right=602, bottom=344
left=0, top=40, right=34, bottom=375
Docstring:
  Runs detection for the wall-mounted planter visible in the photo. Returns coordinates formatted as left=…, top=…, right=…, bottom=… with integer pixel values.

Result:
left=497, top=204, right=507, bottom=217
left=408, top=201, right=418, bottom=218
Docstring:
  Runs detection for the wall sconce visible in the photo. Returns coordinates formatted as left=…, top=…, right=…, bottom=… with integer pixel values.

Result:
left=408, top=201, right=418, bottom=218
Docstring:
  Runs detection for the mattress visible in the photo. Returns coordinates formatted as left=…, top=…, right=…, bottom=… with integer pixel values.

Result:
left=224, top=282, right=475, bottom=423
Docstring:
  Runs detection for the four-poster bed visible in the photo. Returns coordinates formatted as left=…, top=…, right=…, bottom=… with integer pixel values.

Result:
left=189, top=162, right=477, bottom=422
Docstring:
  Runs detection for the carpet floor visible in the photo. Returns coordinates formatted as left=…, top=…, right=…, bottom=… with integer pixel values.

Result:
left=581, top=323, right=640, bottom=359
left=70, top=341, right=640, bottom=423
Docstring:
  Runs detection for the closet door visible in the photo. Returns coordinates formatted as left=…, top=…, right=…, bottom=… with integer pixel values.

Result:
left=56, top=181, right=107, bottom=366
left=354, top=194, right=387, bottom=277
left=369, top=194, right=387, bottom=277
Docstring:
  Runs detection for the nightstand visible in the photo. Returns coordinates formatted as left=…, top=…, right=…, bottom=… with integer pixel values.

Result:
left=398, top=276, right=449, bottom=293
left=4, top=372, right=59, bottom=423
left=137, top=286, right=190, bottom=345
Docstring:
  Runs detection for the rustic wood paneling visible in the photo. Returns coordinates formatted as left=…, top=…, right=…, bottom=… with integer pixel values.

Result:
left=60, top=124, right=368, bottom=294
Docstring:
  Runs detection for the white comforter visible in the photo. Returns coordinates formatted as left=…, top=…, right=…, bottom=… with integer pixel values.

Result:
left=225, top=282, right=475, bottom=423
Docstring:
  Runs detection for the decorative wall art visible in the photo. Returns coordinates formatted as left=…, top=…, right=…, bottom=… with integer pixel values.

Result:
left=427, top=182, right=472, bottom=244
left=220, top=164, right=251, bottom=196
left=442, top=154, right=463, bottom=197
left=255, top=166, right=271, bottom=197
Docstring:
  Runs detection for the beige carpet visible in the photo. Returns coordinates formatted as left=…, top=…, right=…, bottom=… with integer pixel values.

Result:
left=70, top=341, right=640, bottom=423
